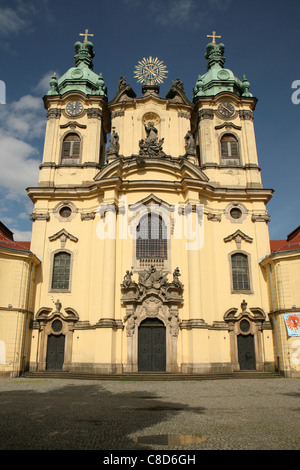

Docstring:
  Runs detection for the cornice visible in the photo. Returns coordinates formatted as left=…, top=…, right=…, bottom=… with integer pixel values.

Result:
left=194, top=91, right=258, bottom=110
left=260, top=248, right=300, bottom=265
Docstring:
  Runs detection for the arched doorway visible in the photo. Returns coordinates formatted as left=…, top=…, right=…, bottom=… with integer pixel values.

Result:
left=138, top=318, right=166, bottom=372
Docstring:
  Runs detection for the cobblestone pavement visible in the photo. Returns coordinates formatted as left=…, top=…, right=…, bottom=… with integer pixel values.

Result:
left=0, top=377, right=299, bottom=452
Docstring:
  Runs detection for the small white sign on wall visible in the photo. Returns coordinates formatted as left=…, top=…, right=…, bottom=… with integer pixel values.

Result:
left=0, top=340, right=6, bottom=364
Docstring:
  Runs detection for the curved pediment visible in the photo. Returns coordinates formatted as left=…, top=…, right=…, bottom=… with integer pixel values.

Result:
left=166, top=79, right=194, bottom=107
left=109, top=79, right=137, bottom=106
left=94, top=156, right=209, bottom=185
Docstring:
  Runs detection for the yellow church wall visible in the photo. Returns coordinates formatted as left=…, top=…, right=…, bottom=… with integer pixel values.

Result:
left=71, top=328, right=123, bottom=374
left=110, top=95, right=193, bottom=159
left=179, top=328, right=232, bottom=374
left=28, top=170, right=273, bottom=374
left=23, top=36, right=281, bottom=376
left=260, top=251, right=300, bottom=377
left=0, top=249, right=39, bottom=377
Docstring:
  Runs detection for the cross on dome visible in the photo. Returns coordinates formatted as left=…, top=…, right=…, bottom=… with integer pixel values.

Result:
left=207, top=30, right=221, bottom=44
left=79, top=29, right=94, bottom=43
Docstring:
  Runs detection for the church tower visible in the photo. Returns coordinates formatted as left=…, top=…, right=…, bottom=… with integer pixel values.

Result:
left=27, top=33, right=276, bottom=375
left=38, top=38, right=110, bottom=189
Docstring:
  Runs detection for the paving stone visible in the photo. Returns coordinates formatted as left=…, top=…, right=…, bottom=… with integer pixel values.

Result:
left=0, top=377, right=299, bottom=451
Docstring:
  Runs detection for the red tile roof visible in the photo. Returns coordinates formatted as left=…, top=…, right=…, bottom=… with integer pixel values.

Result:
left=0, top=221, right=31, bottom=252
left=270, top=226, right=300, bottom=253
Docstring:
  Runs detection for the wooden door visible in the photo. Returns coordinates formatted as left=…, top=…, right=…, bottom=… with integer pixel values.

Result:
left=46, top=334, right=65, bottom=371
left=138, top=318, right=166, bottom=372
left=237, top=334, right=256, bottom=370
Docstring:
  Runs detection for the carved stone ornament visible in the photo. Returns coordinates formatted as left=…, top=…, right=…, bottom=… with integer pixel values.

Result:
left=106, top=129, right=120, bottom=157
left=80, top=212, right=96, bottom=221
left=239, top=110, right=253, bottom=121
left=121, top=265, right=183, bottom=333
left=207, top=212, right=221, bottom=222
left=48, top=229, right=78, bottom=248
left=139, top=122, right=165, bottom=157
left=47, top=109, right=61, bottom=119
left=30, top=212, right=50, bottom=222
left=184, top=131, right=196, bottom=155
left=198, top=109, right=214, bottom=120
left=224, top=229, right=253, bottom=249
left=121, top=266, right=184, bottom=372
left=87, top=108, right=102, bottom=119
left=251, top=214, right=271, bottom=223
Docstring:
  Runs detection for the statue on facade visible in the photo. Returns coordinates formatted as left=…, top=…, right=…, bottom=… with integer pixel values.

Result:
left=106, top=129, right=120, bottom=159
left=172, top=267, right=183, bottom=288
left=117, top=76, right=127, bottom=90
left=121, top=265, right=184, bottom=301
left=138, top=265, right=168, bottom=293
left=122, top=270, right=133, bottom=287
left=139, top=122, right=165, bottom=157
left=184, top=131, right=196, bottom=155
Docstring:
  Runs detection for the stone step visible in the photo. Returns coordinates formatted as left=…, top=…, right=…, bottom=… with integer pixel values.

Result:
left=23, top=370, right=282, bottom=381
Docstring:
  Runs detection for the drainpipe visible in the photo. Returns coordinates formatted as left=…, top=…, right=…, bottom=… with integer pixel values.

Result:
left=22, top=261, right=33, bottom=376
left=269, top=264, right=280, bottom=373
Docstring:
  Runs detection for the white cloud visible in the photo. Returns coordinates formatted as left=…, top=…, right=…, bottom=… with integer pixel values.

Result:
left=0, top=76, right=46, bottom=240
left=0, top=131, right=40, bottom=195
left=0, top=6, right=27, bottom=36
left=1, top=94, right=45, bottom=140
left=33, top=71, right=56, bottom=96
left=12, top=229, right=32, bottom=242
left=124, top=0, right=232, bottom=28
left=0, top=1, right=54, bottom=38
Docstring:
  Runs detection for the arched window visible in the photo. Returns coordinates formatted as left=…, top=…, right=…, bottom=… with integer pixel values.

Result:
left=136, top=213, right=168, bottom=260
left=221, top=134, right=239, bottom=162
left=61, top=133, right=81, bottom=164
left=231, top=253, right=250, bottom=291
left=51, top=252, right=71, bottom=290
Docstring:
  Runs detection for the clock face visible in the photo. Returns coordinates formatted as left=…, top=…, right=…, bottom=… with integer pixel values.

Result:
left=66, top=101, right=83, bottom=117
left=217, top=102, right=235, bottom=118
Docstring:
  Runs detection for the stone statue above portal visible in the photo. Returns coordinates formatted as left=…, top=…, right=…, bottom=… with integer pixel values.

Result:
left=139, top=122, right=165, bottom=158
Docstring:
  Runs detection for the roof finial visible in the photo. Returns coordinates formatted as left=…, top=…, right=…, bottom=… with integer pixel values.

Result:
left=79, top=29, right=94, bottom=43
left=207, top=30, right=221, bottom=45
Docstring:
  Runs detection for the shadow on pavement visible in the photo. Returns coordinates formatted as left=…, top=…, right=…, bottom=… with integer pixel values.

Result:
left=0, top=382, right=206, bottom=450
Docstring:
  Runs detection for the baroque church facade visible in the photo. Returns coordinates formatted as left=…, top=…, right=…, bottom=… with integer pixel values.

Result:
left=1, top=34, right=299, bottom=377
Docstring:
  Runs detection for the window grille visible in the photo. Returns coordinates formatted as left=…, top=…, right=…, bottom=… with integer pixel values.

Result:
left=231, top=253, right=250, bottom=291
left=52, top=252, right=71, bottom=290
left=136, top=214, right=168, bottom=262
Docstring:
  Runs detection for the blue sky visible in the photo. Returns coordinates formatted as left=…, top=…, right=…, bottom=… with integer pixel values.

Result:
left=0, top=0, right=299, bottom=242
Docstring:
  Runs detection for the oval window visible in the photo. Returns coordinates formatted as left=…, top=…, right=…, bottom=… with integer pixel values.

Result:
left=59, top=206, right=72, bottom=218
left=240, top=319, right=250, bottom=333
left=52, top=319, right=63, bottom=333
left=230, top=208, right=242, bottom=219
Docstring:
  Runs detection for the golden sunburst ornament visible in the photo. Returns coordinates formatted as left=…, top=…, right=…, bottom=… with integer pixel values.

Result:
left=134, top=57, right=168, bottom=85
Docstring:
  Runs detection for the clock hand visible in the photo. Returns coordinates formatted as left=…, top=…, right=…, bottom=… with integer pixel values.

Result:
left=222, top=104, right=233, bottom=113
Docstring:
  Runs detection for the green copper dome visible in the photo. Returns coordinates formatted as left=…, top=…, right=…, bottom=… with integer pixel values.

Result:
left=193, top=41, right=253, bottom=99
left=47, top=40, right=107, bottom=97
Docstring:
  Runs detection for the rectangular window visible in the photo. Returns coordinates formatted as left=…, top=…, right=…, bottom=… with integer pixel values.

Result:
left=61, top=134, right=81, bottom=164
left=52, top=252, right=71, bottom=290
left=231, top=253, right=250, bottom=291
